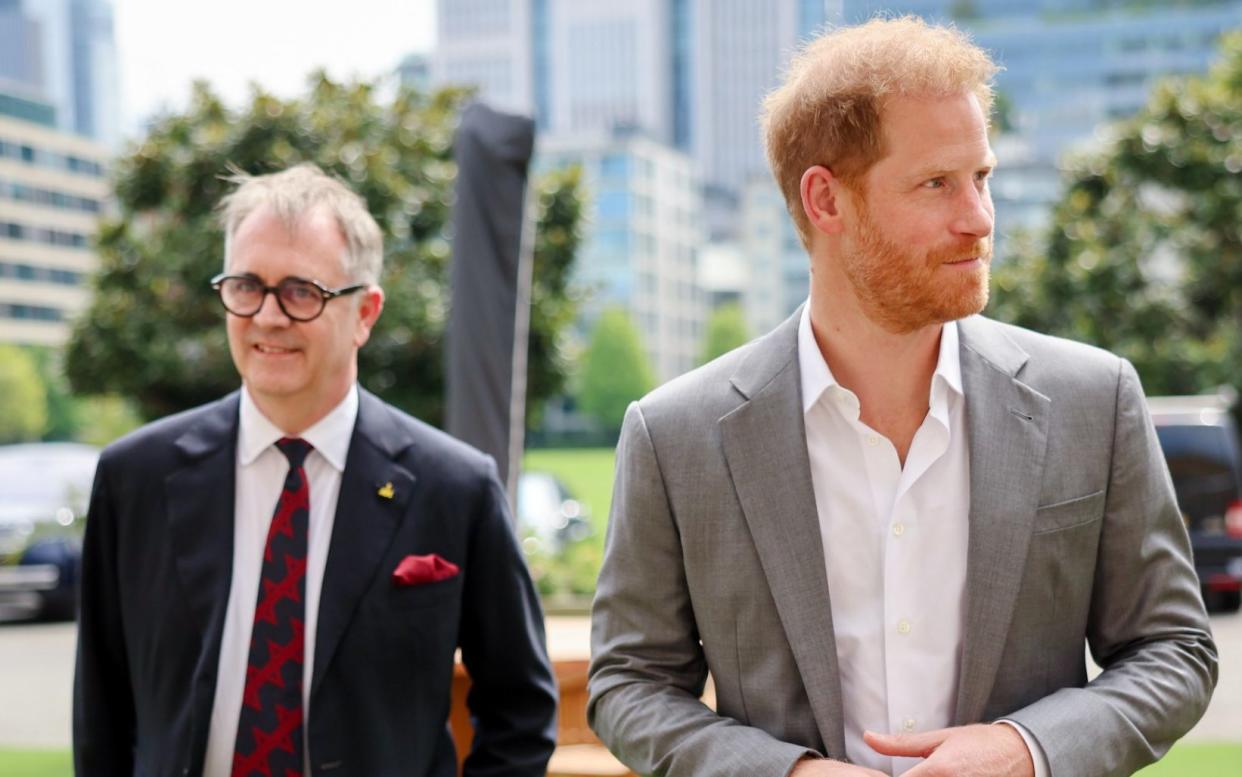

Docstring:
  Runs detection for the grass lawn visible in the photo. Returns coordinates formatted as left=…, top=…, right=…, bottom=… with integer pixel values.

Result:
left=1137, top=742, right=1242, bottom=775
left=2, top=742, right=1237, bottom=776
left=520, top=447, right=618, bottom=601
left=0, top=749, right=71, bottom=777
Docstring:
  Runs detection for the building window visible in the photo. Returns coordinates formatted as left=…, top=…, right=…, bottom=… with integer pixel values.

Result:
left=0, top=261, right=83, bottom=286
left=1, top=180, right=102, bottom=213
left=597, top=190, right=631, bottom=221
left=600, top=154, right=630, bottom=180
left=0, top=302, right=63, bottom=322
left=0, top=138, right=106, bottom=177
left=0, top=221, right=90, bottom=249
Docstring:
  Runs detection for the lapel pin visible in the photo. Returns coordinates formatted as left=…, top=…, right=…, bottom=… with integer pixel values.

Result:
left=377, top=482, right=395, bottom=500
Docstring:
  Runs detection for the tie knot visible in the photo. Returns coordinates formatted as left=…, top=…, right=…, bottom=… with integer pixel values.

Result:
left=276, top=437, right=313, bottom=469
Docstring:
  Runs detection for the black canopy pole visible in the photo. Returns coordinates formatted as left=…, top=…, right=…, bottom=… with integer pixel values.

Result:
left=445, top=102, right=537, bottom=514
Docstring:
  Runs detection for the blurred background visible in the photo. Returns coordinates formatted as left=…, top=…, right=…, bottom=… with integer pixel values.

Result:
left=0, top=1, right=1240, bottom=774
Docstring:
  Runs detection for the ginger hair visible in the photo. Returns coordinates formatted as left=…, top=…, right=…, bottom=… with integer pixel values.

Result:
left=761, top=16, right=999, bottom=247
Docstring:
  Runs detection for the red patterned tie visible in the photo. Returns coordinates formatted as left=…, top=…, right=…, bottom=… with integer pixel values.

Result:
left=232, top=437, right=312, bottom=777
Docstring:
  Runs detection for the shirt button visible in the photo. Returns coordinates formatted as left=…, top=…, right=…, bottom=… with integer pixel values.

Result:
left=903, top=718, right=917, bottom=731
left=867, top=435, right=880, bottom=446
left=893, top=523, right=905, bottom=537
left=897, top=619, right=912, bottom=634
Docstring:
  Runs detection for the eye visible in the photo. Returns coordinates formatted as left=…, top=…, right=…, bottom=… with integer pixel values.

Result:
left=232, top=277, right=261, bottom=293
left=923, top=177, right=946, bottom=189
left=975, top=169, right=993, bottom=183
left=286, top=282, right=319, bottom=302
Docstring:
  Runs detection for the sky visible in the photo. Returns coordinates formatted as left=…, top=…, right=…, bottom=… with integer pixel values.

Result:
left=113, top=0, right=437, bottom=138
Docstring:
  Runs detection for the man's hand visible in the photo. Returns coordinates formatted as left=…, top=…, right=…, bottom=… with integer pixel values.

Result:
left=863, top=723, right=1035, bottom=777
left=789, top=757, right=888, bottom=776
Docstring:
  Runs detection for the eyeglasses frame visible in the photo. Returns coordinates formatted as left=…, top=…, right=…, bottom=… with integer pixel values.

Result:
left=209, top=272, right=367, bottom=322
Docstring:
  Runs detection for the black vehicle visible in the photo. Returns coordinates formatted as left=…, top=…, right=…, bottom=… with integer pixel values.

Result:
left=0, top=442, right=98, bottom=620
left=1149, top=393, right=1242, bottom=613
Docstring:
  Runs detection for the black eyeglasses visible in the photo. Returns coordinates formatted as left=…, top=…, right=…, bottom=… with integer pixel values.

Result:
left=210, top=273, right=366, bottom=322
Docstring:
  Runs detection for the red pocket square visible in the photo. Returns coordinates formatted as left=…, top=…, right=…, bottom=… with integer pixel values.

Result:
left=392, top=554, right=460, bottom=586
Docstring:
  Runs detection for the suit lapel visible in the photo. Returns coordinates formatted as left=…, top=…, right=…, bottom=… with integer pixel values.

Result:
left=953, top=317, right=1050, bottom=724
left=718, top=311, right=849, bottom=759
left=165, top=392, right=240, bottom=758
left=312, top=390, right=416, bottom=699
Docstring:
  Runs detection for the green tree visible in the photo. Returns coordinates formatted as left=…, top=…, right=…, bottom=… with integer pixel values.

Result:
left=700, top=302, right=751, bottom=365
left=28, top=346, right=80, bottom=440
left=75, top=395, right=144, bottom=447
left=578, top=307, right=655, bottom=435
left=990, top=30, right=1242, bottom=396
left=66, top=75, right=582, bottom=428
left=0, top=345, right=48, bottom=443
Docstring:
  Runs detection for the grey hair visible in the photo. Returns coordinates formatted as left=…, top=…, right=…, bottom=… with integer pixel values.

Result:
left=218, top=163, right=384, bottom=285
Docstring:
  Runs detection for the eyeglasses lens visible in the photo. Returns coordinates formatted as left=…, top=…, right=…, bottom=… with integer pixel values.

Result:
left=219, top=277, right=323, bottom=320
left=277, top=279, right=323, bottom=319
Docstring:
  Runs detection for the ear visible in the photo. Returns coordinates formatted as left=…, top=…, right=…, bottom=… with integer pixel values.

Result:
left=799, top=165, right=848, bottom=238
left=354, top=286, right=385, bottom=348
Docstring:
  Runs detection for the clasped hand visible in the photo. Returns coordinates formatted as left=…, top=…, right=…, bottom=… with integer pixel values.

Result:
left=789, top=723, right=1036, bottom=777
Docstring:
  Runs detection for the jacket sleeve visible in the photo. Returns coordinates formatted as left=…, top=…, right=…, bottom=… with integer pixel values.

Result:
left=588, top=402, right=818, bottom=777
left=1006, top=358, right=1219, bottom=776
left=458, top=458, right=559, bottom=777
left=73, top=452, right=137, bottom=776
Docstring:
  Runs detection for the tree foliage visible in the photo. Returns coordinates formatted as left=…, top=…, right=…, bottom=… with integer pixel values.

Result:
left=699, top=302, right=751, bottom=365
left=578, top=307, right=655, bottom=435
left=66, top=75, right=582, bottom=427
left=990, top=30, right=1242, bottom=395
left=0, top=345, right=48, bottom=443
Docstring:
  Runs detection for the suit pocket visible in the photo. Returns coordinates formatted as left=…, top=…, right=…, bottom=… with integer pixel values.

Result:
left=1033, top=489, right=1105, bottom=534
left=385, top=576, right=462, bottom=610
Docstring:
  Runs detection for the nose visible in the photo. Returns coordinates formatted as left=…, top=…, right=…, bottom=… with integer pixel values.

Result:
left=251, top=288, right=292, bottom=327
left=952, top=183, right=994, bottom=240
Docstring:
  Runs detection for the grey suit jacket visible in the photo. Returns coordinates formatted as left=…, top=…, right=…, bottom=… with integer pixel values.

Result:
left=587, top=310, right=1218, bottom=777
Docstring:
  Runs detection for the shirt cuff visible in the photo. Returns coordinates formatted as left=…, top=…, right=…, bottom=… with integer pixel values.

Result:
left=997, top=719, right=1049, bottom=777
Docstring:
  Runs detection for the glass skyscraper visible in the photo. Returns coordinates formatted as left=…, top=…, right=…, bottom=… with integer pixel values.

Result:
left=0, top=0, right=119, bottom=146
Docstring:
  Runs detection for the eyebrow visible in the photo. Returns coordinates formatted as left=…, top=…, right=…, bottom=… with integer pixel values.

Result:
left=228, top=272, right=323, bottom=287
left=910, top=153, right=999, bottom=181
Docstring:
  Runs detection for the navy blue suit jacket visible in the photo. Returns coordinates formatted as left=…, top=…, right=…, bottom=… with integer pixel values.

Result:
left=73, top=389, right=558, bottom=777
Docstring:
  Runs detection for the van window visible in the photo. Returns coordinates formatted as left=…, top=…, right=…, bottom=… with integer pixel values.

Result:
left=1155, top=425, right=1238, bottom=526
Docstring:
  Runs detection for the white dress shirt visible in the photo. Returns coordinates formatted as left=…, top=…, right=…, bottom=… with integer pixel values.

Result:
left=203, top=385, right=358, bottom=777
left=798, top=306, right=1047, bottom=777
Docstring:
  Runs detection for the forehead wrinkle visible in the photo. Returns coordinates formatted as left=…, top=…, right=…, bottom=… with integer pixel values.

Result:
left=890, top=133, right=996, bottom=178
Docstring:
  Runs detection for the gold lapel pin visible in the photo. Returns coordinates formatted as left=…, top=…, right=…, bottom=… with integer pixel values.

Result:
left=377, top=482, right=395, bottom=500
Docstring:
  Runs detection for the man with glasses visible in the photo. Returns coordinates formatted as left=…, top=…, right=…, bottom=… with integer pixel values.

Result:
left=74, top=164, right=558, bottom=777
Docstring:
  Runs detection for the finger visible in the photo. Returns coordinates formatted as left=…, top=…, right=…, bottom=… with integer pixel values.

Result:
left=863, top=728, right=950, bottom=758
left=828, top=763, right=889, bottom=777
left=899, top=759, right=941, bottom=777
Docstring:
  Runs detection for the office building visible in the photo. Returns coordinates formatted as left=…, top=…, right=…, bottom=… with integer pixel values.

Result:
left=537, top=130, right=706, bottom=382
left=0, top=0, right=120, bottom=147
left=432, top=0, right=536, bottom=117
left=396, top=52, right=432, bottom=93
left=0, top=99, right=108, bottom=345
left=432, top=0, right=839, bottom=192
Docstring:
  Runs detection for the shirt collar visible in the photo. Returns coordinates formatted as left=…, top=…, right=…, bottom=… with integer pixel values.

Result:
left=237, top=385, right=359, bottom=472
left=797, top=302, right=964, bottom=416
left=798, top=302, right=840, bottom=414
